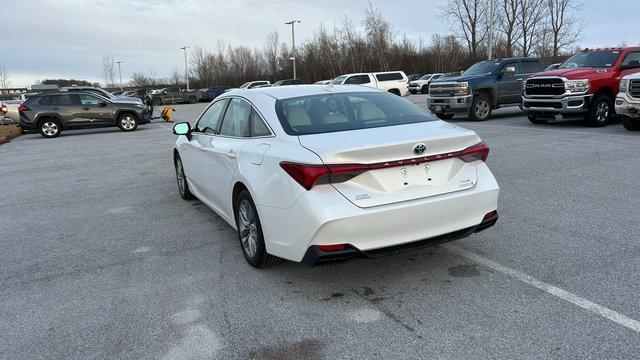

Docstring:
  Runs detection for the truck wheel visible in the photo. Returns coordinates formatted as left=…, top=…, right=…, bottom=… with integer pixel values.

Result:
left=436, top=113, right=455, bottom=120
left=584, top=95, right=612, bottom=127
left=189, top=96, right=197, bottom=104
left=470, top=94, right=492, bottom=121
left=527, top=115, right=547, bottom=124
left=622, top=116, right=640, bottom=131
left=421, top=85, right=429, bottom=94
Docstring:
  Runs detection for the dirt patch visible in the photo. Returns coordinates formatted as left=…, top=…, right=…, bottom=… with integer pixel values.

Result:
left=0, top=125, right=22, bottom=145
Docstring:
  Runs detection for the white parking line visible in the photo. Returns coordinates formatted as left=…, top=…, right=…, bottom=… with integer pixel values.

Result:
left=464, top=123, right=640, bottom=138
left=443, top=244, right=640, bottom=333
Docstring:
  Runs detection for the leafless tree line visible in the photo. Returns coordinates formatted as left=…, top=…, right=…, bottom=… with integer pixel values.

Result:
left=129, top=0, right=583, bottom=88
left=443, top=0, right=582, bottom=62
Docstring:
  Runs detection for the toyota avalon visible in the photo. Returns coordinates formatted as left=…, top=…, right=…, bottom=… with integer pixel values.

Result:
left=172, top=85, right=499, bottom=267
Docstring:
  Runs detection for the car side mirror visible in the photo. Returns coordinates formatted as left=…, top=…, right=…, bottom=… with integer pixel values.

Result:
left=173, top=122, right=192, bottom=139
left=502, top=66, right=516, bottom=77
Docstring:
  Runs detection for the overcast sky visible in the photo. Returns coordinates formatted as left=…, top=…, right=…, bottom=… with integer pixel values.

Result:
left=2, top=0, right=639, bottom=87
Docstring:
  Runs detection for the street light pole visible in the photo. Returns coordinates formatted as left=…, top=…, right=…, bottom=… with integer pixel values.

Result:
left=285, top=20, right=301, bottom=79
left=116, top=61, right=123, bottom=91
left=180, top=46, right=190, bottom=91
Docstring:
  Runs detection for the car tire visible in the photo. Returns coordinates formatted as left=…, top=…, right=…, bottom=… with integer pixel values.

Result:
left=436, top=113, right=455, bottom=120
left=584, top=95, right=612, bottom=127
left=39, top=118, right=62, bottom=138
left=409, top=90, right=417, bottom=95
left=470, top=93, right=492, bottom=121
left=236, top=190, right=280, bottom=268
left=622, top=116, right=640, bottom=131
left=154, top=98, right=162, bottom=106
left=421, top=85, right=429, bottom=94
left=117, top=113, right=138, bottom=132
left=527, top=115, right=548, bottom=124
left=388, top=89, right=401, bottom=96
left=189, top=96, right=197, bottom=104
left=174, top=155, right=195, bottom=200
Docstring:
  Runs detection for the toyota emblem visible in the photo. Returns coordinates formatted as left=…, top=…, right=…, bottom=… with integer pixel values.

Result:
left=413, top=143, right=427, bottom=155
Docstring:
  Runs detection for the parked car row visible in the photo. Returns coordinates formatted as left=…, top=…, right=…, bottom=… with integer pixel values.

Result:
left=424, top=46, right=640, bottom=130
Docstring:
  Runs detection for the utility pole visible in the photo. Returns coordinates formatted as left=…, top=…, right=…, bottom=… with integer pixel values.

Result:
left=180, top=46, right=190, bottom=91
left=285, top=20, right=301, bottom=79
left=487, top=0, right=496, bottom=60
left=116, top=61, right=123, bottom=91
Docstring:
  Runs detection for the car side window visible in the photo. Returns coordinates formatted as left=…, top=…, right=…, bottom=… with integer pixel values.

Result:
left=251, top=109, right=271, bottom=137
left=195, top=99, right=227, bottom=134
left=621, top=52, right=640, bottom=67
left=220, top=98, right=252, bottom=137
left=80, top=94, right=101, bottom=105
left=346, top=75, right=371, bottom=85
left=49, top=94, right=78, bottom=106
left=521, top=61, right=543, bottom=74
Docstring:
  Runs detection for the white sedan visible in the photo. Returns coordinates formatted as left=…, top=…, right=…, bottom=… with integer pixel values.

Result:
left=172, top=85, right=499, bottom=268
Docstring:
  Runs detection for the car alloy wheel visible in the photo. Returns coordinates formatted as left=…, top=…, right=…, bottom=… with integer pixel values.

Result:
left=238, top=199, right=258, bottom=258
left=595, top=101, right=609, bottom=123
left=174, top=156, right=194, bottom=200
left=42, top=121, right=59, bottom=136
left=120, top=116, right=136, bottom=130
left=475, top=100, right=490, bottom=119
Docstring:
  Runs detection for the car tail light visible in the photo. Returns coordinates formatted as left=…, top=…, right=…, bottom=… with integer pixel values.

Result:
left=281, top=142, right=489, bottom=190
left=460, top=142, right=489, bottom=162
left=18, top=104, right=29, bottom=112
left=317, top=244, right=346, bottom=251
left=280, top=162, right=368, bottom=190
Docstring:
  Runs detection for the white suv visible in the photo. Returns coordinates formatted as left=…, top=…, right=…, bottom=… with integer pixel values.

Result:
left=332, top=72, right=410, bottom=96
left=616, top=73, right=640, bottom=131
left=171, top=85, right=499, bottom=267
left=408, top=73, right=444, bottom=94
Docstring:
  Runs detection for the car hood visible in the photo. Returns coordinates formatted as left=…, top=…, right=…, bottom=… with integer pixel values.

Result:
left=531, top=67, right=612, bottom=80
left=431, top=73, right=487, bottom=84
left=115, top=95, right=143, bottom=103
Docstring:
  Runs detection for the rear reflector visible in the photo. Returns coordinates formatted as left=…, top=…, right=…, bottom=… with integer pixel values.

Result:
left=18, top=104, right=29, bottom=112
left=317, top=244, right=346, bottom=251
left=281, top=142, right=490, bottom=190
left=483, top=210, right=498, bottom=220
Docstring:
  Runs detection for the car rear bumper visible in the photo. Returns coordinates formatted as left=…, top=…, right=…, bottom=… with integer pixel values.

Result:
left=301, top=212, right=498, bottom=266
left=257, top=163, right=499, bottom=264
left=615, top=93, right=640, bottom=118
left=426, top=95, right=473, bottom=114
left=522, top=94, right=592, bottom=116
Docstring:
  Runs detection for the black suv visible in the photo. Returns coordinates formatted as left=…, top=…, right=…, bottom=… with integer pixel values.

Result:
left=19, top=92, right=151, bottom=138
left=427, top=58, right=544, bottom=121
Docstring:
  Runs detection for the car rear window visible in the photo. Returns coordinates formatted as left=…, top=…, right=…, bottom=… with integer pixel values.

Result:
left=275, top=92, right=435, bottom=135
left=375, top=72, right=404, bottom=81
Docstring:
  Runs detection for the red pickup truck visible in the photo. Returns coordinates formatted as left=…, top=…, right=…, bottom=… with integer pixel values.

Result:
left=522, top=47, right=640, bottom=126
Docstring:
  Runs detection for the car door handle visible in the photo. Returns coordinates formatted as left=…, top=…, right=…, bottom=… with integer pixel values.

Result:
left=226, top=150, right=237, bottom=160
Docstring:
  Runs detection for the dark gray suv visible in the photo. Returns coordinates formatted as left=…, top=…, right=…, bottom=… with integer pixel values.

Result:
left=19, top=92, right=151, bottom=138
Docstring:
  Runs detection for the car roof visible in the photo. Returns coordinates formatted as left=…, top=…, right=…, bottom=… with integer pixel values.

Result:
left=225, top=84, right=380, bottom=100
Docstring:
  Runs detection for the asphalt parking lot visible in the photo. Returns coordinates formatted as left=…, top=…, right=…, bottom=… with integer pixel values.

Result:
left=1, top=95, right=639, bottom=359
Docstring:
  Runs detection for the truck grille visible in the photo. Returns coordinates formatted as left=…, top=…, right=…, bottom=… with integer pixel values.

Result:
left=429, top=84, right=460, bottom=97
left=630, top=80, right=640, bottom=98
left=525, top=78, right=565, bottom=96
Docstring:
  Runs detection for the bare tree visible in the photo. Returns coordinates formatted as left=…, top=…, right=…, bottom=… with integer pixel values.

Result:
left=441, top=0, right=487, bottom=60
left=102, top=54, right=116, bottom=87
left=264, top=32, right=280, bottom=80
left=0, top=65, right=11, bottom=97
left=518, top=0, right=547, bottom=56
left=547, top=0, right=582, bottom=62
left=363, top=2, right=394, bottom=70
left=499, top=0, right=521, bottom=57
left=171, top=69, right=182, bottom=86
